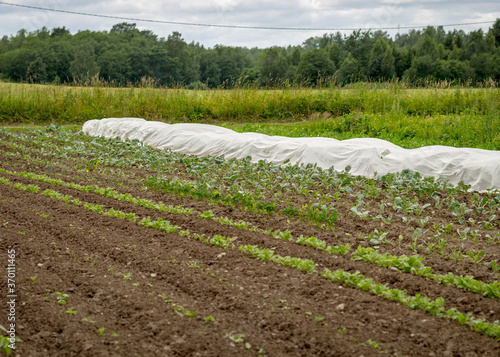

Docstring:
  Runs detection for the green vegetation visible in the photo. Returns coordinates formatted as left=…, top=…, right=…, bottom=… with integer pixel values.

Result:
left=1, top=21, right=499, bottom=153
left=1, top=125, right=500, bottom=348
left=0, top=325, right=21, bottom=357
left=1, top=82, right=498, bottom=150
left=54, top=292, right=70, bottom=305
left=1, top=21, right=499, bottom=87
left=352, top=247, right=500, bottom=299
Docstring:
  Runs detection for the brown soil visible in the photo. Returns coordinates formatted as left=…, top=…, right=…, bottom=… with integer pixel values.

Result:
left=1, top=134, right=500, bottom=356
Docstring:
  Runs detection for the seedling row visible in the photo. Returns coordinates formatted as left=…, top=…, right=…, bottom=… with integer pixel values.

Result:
left=1, top=126, right=500, bottom=355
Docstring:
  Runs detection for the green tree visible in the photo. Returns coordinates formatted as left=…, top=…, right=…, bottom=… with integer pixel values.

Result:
left=493, top=18, right=500, bottom=47
left=259, top=47, right=288, bottom=84
left=148, top=46, right=182, bottom=85
left=404, top=55, right=435, bottom=81
left=444, top=32, right=454, bottom=51
left=446, top=60, right=468, bottom=81
left=128, top=44, right=151, bottom=83
left=98, top=47, right=131, bottom=83
left=0, top=48, right=36, bottom=80
left=393, top=47, right=411, bottom=77
left=297, top=49, right=336, bottom=84
left=344, top=30, right=373, bottom=72
left=327, top=43, right=342, bottom=68
left=69, top=42, right=100, bottom=80
left=199, top=51, right=221, bottom=87
left=290, top=47, right=301, bottom=66
left=464, top=30, right=486, bottom=60
left=470, top=53, right=497, bottom=81
left=165, top=32, right=196, bottom=83
left=455, top=33, right=464, bottom=49
left=26, top=57, right=47, bottom=83
left=50, top=27, right=70, bottom=38
left=44, top=42, right=72, bottom=82
left=335, top=53, right=361, bottom=83
left=417, top=35, right=439, bottom=60
left=214, top=46, right=247, bottom=86
left=239, top=67, right=259, bottom=86
left=367, top=38, right=395, bottom=80
left=110, top=22, right=137, bottom=34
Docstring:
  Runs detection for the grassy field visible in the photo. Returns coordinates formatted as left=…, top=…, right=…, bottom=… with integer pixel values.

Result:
left=0, top=82, right=499, bottom=149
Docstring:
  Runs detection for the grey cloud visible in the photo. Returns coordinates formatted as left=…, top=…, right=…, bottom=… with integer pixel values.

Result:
left=0, top=0, right=497, bottom=47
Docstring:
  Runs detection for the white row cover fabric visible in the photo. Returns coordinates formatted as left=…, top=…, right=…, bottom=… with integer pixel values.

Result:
left=82, top=118, right=500, bottom=191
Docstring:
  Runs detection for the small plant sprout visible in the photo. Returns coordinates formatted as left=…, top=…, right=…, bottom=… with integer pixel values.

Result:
left=466, top=250, right=486, bottom=264
left=98, top=327, right=106, bottom=335
left=188, top=260, right=200, bottom=268
left=204, top=316, right=215, bottom=322
left=225, top=331, right=245, bottom=343
left=366, top=229, right=390, bottom=246
left=365, top=340, right=381, bottom=349
left=486, top=260, right=500, bottom=272
left=185, top=310, right=196, bottom=317
left=65, top=307, right=77, bottom=315
left=161, top=295, right=173, bottom=303
left=30, top=275, right=37, bottom=283
left=55, top=292, right=70, bottom=305
left=1, top=324, right=22, bottom=356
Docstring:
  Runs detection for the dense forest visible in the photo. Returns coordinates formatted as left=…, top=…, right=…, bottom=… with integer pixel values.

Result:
left=0, top=20, right=499, bottom=87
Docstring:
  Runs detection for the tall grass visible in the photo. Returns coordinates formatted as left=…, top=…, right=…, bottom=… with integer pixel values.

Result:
left=222, top=111, right=500, bottom=150
left=0, top=80, right=498, bottom=149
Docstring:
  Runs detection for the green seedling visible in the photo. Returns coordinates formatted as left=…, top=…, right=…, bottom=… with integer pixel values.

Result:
left=188, top=260, right=200, bottom=268
left=185, top=310, right=196, bottom=318
left=225, top=331, right=245, bottom=343
left=0, top=324, right=22, bottom=356
left=204, top=316, right=215, bottom=322
left=65, top=308, right=77, bottom=315
left=98, top=327, right=106, bottom=335
left=486, top=260, right=500, bottom=272
left=54, top=292, right=70, bottom=305
left=466, top=250, right=486, bottom=264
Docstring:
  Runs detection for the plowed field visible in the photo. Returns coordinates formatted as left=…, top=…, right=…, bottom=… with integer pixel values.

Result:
left=1, top=127, right=499, bottom=356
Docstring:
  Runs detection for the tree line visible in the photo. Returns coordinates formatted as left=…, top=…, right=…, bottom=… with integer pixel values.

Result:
left=0, top=20, right=499, bottom=87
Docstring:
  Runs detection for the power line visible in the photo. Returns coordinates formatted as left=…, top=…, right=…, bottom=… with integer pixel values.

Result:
left=0, top=1, right=495, bottom=31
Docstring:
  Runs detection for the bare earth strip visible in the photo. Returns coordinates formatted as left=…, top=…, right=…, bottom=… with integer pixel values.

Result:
left=1, top=130, right=500, bottom=356
left=0, top=175, right=499, bottom=356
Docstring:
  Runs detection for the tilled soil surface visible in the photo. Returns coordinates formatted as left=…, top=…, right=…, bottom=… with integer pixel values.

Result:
left=1, top=133, right=500, bottom=356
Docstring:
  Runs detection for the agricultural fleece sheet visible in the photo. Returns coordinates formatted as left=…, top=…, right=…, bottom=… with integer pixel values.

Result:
left=82, top=118, right=500, bottom=191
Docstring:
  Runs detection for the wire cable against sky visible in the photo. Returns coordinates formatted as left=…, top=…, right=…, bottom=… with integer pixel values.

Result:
left=0, top=1, right=495, bottom=31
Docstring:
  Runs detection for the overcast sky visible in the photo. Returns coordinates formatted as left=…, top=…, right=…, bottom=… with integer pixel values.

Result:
left=0, top=0, right=499, bottom=48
